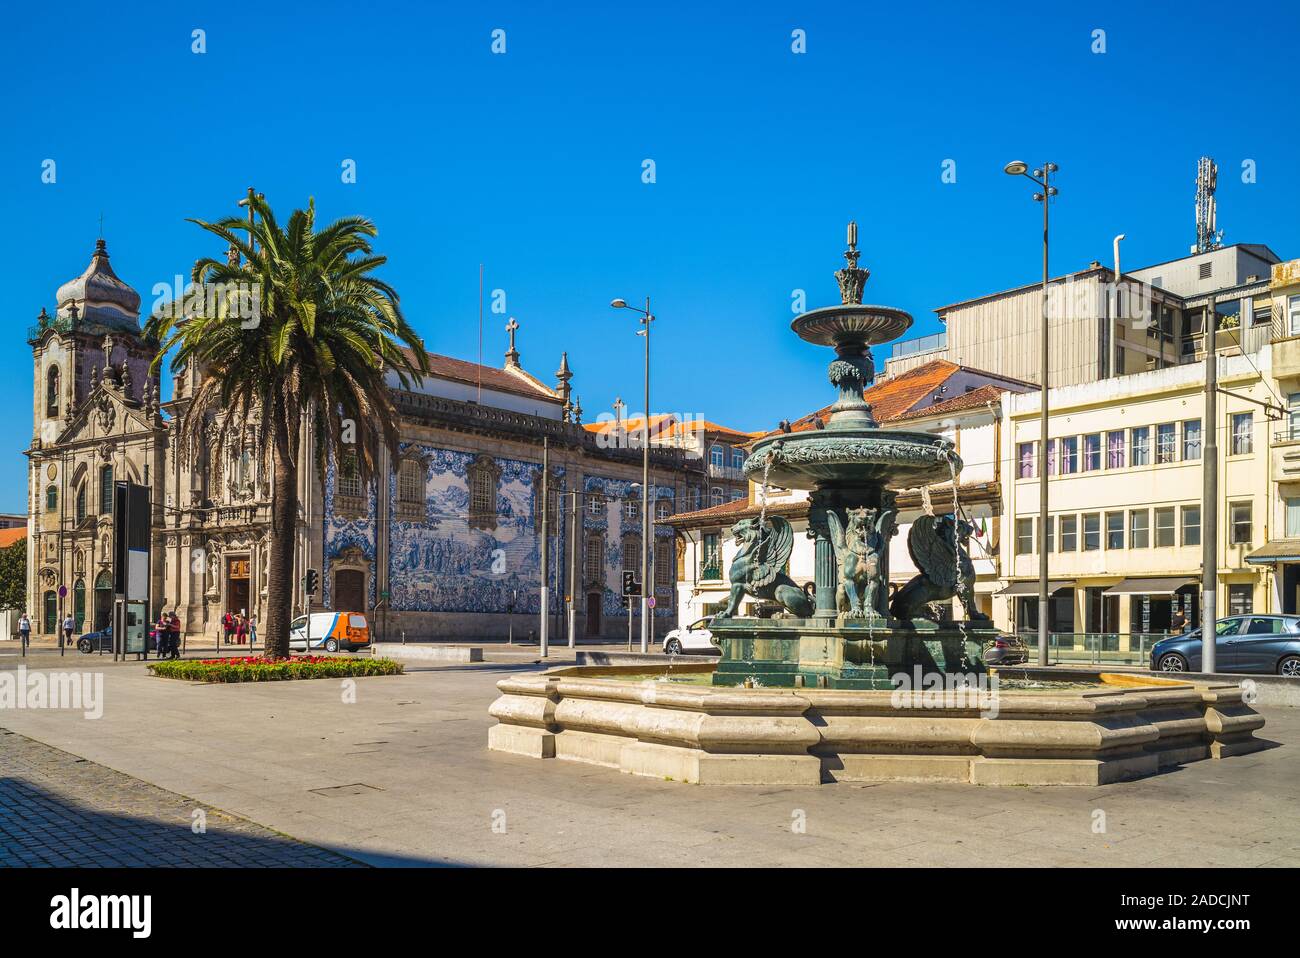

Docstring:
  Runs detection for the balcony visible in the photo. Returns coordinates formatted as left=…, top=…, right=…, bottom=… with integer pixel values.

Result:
left=1274, top=425, right=1300, bottom=483
left=1273, top=334, right=1300, bottom=381
left=890, top=331, right=947, bottom=361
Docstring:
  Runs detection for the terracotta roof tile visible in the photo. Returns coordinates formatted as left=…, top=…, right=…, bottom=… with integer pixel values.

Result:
left=398, top=347, right=559, bottom=403
left=889, top=383, right=1007, bottom=421
left=0, top=528, right=28, bottom=548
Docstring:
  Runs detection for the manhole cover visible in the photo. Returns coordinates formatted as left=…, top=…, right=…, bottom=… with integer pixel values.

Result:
left=309, top=783, right=384, bottom=797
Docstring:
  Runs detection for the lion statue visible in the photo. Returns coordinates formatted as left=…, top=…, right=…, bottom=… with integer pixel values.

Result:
left=716, top=515, right=813, bottom=619
left=889, top=513, right=987, bottom=622
left=827, top=506, right=896, bottom=617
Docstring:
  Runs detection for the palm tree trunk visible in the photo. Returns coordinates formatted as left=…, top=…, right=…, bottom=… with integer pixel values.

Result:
left=265, top=423, right=299, bottom=658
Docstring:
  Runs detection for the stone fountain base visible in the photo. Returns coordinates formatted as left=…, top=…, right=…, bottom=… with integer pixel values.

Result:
left=486, top=666, right=1268, bottom=786
left=710, top=617, right=998, bottom=690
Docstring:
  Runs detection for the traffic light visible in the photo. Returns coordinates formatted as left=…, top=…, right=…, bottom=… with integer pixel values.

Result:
left=622, top=570, right=639, bottom=597
left=305, top=568, right=319, bottom=596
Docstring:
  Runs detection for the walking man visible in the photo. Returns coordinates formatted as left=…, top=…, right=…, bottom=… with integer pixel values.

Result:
left=17, top=612, right=30, bottom=649
left=62, top=612, right=75, bottom=649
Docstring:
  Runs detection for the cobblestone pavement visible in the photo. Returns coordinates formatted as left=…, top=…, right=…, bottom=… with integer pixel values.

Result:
left=0, top=729, right=364, bottom=867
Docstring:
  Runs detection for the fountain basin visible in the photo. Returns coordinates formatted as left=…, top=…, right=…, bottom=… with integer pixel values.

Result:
left=747, top=428, right=959, bottom=491
left=791, top=303, right=913, bottom=347
left=487, top=666, right=1266, bottom=786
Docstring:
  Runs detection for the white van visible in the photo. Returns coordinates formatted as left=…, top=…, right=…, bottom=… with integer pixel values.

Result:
left=288, top=611, right=370, bottom=652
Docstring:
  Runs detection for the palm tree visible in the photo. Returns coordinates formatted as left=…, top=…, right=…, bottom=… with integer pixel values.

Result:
left=146, top=196, right=428, bottom=656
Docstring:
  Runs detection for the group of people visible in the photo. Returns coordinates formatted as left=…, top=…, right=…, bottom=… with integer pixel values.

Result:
left=154, top=611, right=182, bottom=659
left=221, top=609, right=257, bottom=645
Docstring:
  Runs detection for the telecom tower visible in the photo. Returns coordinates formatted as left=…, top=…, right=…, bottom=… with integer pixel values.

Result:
left=1193, top=156, right=1224, bottom=254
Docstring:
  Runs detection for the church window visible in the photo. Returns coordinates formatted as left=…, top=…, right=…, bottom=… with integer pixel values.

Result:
left=338, top=453, right=362, bottom=499
left=46, top=486, right=57, bottom=512
left=76, top=485, right=87, bottom=523
left=99, top=465, right=114, bottom=515
left=585, top=533, right=604, bottom=583
left=46, top=366, right=60, bottom=417
left=467, top=456, right=500, bottom=531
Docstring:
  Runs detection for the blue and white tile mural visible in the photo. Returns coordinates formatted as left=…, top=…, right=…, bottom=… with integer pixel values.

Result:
left=321, top=444, right=675, bottom=621
left=386, top=445, right=564, bottom=614
left=321, top=457, right=378, bottom=610
left=583, top=475, right=675, bottom=619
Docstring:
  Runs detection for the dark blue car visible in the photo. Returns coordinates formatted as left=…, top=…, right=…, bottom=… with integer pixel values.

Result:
left=1150, top=614, right=1300, bottom=676
left=75, top=625, right=162, bottom=655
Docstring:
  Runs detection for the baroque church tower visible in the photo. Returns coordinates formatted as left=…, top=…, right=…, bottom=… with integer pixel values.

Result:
left=25, top=239, right=166, bottom=636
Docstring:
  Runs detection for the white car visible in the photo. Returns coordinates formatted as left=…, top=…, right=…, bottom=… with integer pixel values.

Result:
left=663, top=616, right=720, bottom=655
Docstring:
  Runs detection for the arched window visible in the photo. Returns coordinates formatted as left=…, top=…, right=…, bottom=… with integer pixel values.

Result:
left=46, top=366, right=60, bottom=417
left=99, top=465, right=114, bottom=514
left=710, top=487, right=724, bottom=507
left=45, top=485, right=58, bottom=512
left=655, top=499, right=672, bottom=520
left=466, top=455, right=500, bottom=531
left=398, top=459, right=423, bottom=503
left=75, top=485, right=87, bottom=523
left=337, top=453, right=362, bottom=499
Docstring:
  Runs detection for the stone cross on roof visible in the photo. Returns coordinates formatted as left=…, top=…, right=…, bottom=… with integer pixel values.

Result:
left=504, top=316, right=520, bottom=367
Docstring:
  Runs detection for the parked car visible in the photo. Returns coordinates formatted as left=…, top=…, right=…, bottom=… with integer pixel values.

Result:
left=75, top=625, right=162, bottom=655
left=1150, top=614, right=1300, bottom=676
left=289, top=611, right=371, bottom=652
left=983, top=633, right=1029, bottom=666
left=663, top=616, right=720, bottom=656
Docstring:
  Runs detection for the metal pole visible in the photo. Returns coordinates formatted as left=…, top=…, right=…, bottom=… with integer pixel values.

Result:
left=540, top=437, right=550, bottom=658
left=1036, top=165, right=1052, bottom=667
left=568, top=491, right=577, bottom=648
left=640, top=297, right=651, bottom=654
left=1202, top=294, right=1218, bottom=673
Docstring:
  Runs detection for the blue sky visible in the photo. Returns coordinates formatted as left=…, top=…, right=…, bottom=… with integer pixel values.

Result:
left=2, top=1, right=1297, bottom=511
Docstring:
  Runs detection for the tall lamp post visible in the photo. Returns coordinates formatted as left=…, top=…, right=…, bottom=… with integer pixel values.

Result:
left=611, top=296, right=654, bottom=653
left=1004, top=160, right=1059, bottom=667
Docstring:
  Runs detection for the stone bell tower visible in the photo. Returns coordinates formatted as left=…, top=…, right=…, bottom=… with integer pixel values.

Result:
left=25, top=238, right=164, bottom=636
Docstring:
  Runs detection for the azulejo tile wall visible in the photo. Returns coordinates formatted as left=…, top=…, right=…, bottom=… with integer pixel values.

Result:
left=322, top=445, right=675, bottom=620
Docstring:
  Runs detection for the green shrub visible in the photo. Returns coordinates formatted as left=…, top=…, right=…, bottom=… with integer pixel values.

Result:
left=147, top=655, right=404, bottom=683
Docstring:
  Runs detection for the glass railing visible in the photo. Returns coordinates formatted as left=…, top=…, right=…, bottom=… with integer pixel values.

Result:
left=1012, top=632, right=1169, bottom=666
left=890, top=331, right=947, bottom=360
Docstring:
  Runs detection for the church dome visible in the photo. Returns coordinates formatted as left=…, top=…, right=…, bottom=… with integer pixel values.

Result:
left=55, top=238, right=141, bottom=330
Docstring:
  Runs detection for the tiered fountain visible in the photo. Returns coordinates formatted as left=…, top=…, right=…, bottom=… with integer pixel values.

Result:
left=708, top=221, right=997, bottom=689
left=487, top=226, right=1266, bottom=786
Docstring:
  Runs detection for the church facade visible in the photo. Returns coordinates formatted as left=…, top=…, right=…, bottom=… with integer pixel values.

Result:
left=26, top=239, right=709, bottom=643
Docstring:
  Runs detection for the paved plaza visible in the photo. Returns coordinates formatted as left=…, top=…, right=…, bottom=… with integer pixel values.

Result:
left=0, top=649, right=1298, bottom=867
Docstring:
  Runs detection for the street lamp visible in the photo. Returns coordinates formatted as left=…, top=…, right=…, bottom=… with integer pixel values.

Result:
left=1005, top=160, right=1059, bottom=667
left=611, top=296, right=654, bottom=654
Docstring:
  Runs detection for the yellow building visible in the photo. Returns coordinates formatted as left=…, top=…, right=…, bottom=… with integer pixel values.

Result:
left=998, top=337, right=1276, bottom=658
left=1248, top=259, right=1300, bottom=609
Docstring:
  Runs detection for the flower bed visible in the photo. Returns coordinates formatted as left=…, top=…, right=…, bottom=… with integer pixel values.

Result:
left=147, top=655, right=404, bottom=683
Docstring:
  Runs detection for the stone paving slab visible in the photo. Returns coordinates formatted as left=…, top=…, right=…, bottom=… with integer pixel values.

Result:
left=0, top=730, right=364, bottom=868
left=0, top=654, right=1297, bottom=867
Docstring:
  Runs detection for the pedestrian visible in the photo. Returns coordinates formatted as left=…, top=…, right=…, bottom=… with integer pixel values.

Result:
left=169, top=610, right=182, bottom=659
left=62, top=612, right=75, bottom=649
left=222, top=610, right=234, bottom=644
left=1170, top=610, right=1187, bottom=635
left=155, top=611, right=169, bottom=659
left=236, top=613, right=248, bottom=646
left=248, top=612, right=258, bottom=648
left=17, top=612, right=31, bottom=647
